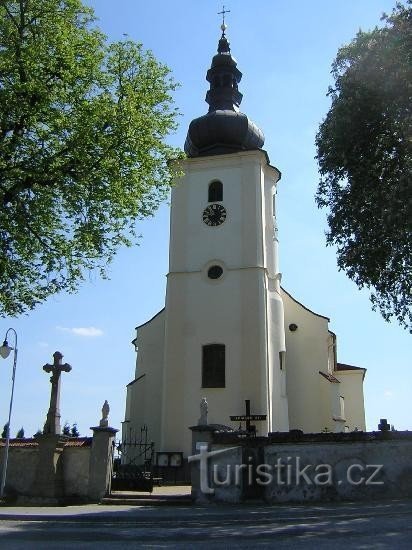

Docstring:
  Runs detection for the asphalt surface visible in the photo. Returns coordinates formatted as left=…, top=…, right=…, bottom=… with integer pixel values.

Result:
left=0, top=498, right=411, bottom=548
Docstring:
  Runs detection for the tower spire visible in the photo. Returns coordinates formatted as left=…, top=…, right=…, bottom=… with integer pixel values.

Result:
left=184, top=16, right=264, bottom=157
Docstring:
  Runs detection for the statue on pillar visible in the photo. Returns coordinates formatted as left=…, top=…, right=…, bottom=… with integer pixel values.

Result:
left=198, top=397, right=208, bottom=425
left=99, top=400, right=110, bottom=428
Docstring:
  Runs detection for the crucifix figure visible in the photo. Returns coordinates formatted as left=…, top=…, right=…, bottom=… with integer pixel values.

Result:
left=42, top=351, right=72, bottom=435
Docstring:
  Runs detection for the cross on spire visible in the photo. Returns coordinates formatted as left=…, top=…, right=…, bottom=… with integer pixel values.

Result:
left=218, top=5, right=230, bottom=34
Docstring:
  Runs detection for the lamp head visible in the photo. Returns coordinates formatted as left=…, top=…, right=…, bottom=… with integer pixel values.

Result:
left=0, top=340, right=12, bottom=359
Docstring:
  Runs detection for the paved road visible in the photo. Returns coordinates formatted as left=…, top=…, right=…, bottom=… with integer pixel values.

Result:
left=0, top=499, right=411, bottom=548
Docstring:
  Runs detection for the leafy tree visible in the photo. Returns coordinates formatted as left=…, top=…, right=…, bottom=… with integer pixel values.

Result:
left=33, top=428, right=42, bottom=437
left=70, top=423, right=80, bottom=437
left=1, top=423, right=9, bottom=438
left=0, top=0, right=182, bottom=316
left=62, top=422, right=71, bottom=436
left=16, top=427, right=24, bottom=438
left=316, top=1, right=411, bottom=331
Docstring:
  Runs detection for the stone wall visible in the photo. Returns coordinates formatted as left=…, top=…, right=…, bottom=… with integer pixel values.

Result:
left=0, top=438, right=92, bottom=501
left=1, top=445, right=39, bottom=497
left=63, top=446, right=91, bottom=498
left=263, top=438, right=412, bottom=503
left=190, top=428, right=412, bottom=503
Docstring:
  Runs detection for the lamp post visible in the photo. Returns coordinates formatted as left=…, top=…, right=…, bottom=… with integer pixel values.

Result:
left=0, top=328, right=18, bottom=498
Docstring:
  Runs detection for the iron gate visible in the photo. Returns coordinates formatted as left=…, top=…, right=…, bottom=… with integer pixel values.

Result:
left=111, top=425, right=155, bottom=493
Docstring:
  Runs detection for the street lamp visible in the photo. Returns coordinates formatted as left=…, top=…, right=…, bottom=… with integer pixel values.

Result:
left=0, top=328, right=18, bottom=499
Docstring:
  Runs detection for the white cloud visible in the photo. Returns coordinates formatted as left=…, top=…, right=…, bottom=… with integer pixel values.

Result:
left=56, top=326, right=104, bottom=337
left=37, top=341, right=49, bottom=348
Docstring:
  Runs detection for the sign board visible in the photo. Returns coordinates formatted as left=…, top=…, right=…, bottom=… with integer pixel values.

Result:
left=230, top=415, right=267, bottom=422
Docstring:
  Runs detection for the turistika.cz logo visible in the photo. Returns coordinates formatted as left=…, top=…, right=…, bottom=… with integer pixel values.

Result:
left=188, top=444, right=384, bottom=495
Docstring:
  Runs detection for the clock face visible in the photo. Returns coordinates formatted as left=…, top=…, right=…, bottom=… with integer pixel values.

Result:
left=202, top=204, right=227, bottom=226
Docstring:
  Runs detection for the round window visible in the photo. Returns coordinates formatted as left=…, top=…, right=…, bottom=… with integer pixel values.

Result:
left=207, top=265, right=223, bottom=280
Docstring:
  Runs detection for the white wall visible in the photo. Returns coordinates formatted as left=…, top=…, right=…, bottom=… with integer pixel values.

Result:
left=336, top=370, right=366, bottom=431
left=124, top=310, right=165, bottom=452
left=283, top=288, right=331, bottom=431
left=283, top=288, right=365, bottom=433
left=161, top=150, right=287, bottom=455
left=124, top=150, right=366, bottom=456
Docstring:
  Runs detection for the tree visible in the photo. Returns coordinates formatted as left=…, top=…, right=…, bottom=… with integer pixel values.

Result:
left=0, top=0, right=182, bottom=317
left=16, top=427, right=24, bottom=438
left=62, top=422, right=71, bottom=436
left=315, top=1, right=411, bottom=331
left=1, top=423, right=9, bottom=438
left=70, top=423, right=79, bottom=437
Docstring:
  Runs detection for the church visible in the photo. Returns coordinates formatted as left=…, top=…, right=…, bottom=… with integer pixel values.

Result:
left=123, top=24, right=366, bottom=458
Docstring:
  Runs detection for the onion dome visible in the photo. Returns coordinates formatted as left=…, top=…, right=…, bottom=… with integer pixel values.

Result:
left=184, top=25, right=265, bottom=157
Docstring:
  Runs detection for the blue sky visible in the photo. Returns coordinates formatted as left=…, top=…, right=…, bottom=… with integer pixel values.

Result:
left=0, top=0, right=410, bottom=439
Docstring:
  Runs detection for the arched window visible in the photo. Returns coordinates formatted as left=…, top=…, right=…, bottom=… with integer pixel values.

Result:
left=208, top=180, right=223, bottom=202
left=202, top=344, right=225, bottom=388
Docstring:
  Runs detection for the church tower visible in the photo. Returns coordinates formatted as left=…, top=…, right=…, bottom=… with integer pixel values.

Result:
left=160, top=24, right=289, bottom=454
left=124, top=21, right=366, bottom=460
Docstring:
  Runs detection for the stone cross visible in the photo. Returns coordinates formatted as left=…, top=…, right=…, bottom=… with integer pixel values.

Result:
left=42, top=351, right=72, bottom=435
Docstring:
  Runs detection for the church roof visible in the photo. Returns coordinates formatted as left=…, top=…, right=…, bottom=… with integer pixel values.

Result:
left=319, top=371, right=340, bottom=384
left=184, top=26, right=264, bottom=157
left=336, top=362, right=364, bottom=372
left=281, top=287, right=330, bottom=321
left=336, top=362, right=367, bottom=380
left=135, top=308, right=165, bottom=331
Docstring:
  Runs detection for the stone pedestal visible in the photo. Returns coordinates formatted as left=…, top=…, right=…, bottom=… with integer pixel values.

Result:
left=29, top=434, right=67, bottom=502
left=190, top=425, right=215, bottom=455
left=88, top=426, right=118, bottom=502
left=189, top=425, right=216, bottom=503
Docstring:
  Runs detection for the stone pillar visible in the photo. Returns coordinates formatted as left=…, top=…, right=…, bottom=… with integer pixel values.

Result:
left=30, top=434, right=67, bottom=502
left=189, top=425, right=216, bottom=503
left=88, top=426, right=118, bottom=502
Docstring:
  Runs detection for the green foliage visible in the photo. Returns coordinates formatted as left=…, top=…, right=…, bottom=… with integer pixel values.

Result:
left=62, top=422, right=71, bottom=436
left=16, top=426, right=24, bottom=438
left=1, top=423, right=9, bottom=438
left=316, top=1, right=411, bottom=331
left=0, top=0, right=183, bottom=316
left=33, top=428, right=42, bottom=437
left=62, top=422, right=79, bottom=436
left=70, top=423, right=80, bottom=437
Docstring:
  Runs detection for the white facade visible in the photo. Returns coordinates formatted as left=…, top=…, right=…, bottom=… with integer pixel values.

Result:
left=124, top=28, right=366, bottom=458
left=160, top=150, right=288, bottom=454
left=124, top=150, right=366, bottom=457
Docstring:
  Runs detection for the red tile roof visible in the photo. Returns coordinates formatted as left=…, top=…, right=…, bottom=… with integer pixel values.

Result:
left=0, top=437, right=92, bottom=448
left=0, top=439, right=38, bottom=447
left=65, top=437, right=92, bottom=447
